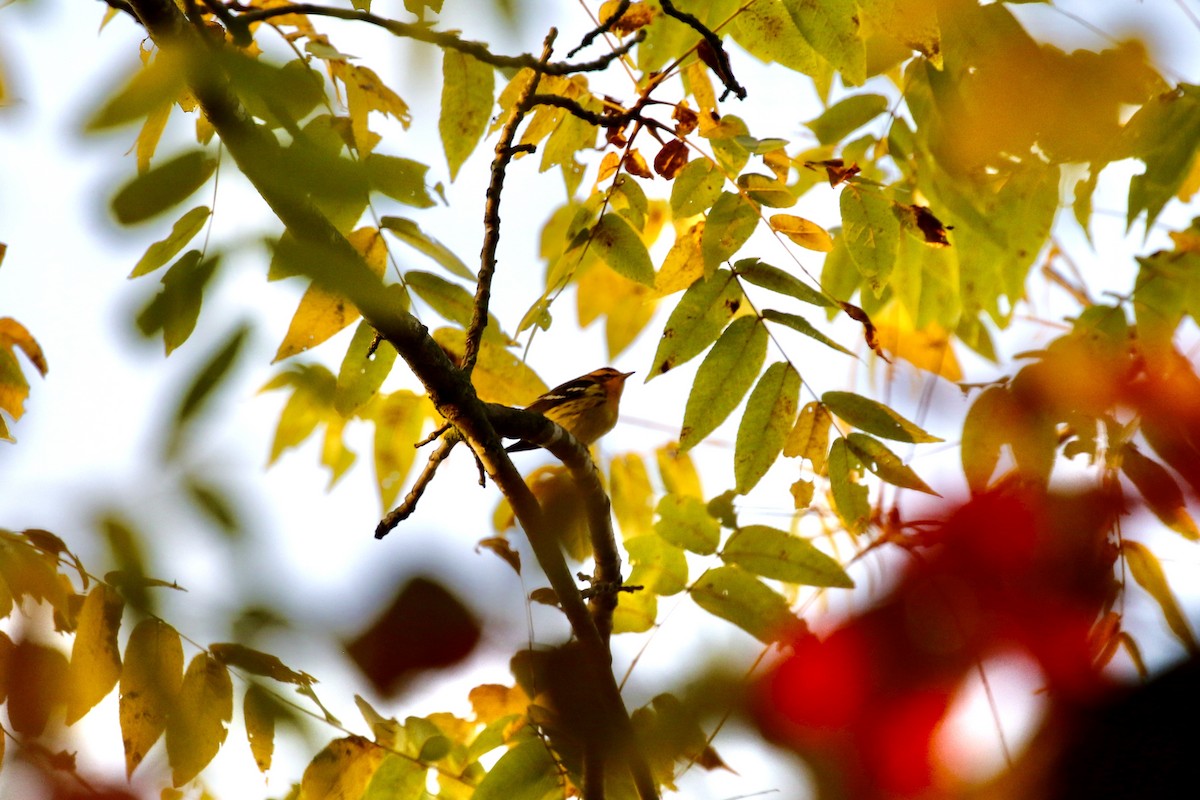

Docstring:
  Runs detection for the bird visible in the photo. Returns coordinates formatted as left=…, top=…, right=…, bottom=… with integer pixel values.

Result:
left=505, top=367, right=634, bottom=452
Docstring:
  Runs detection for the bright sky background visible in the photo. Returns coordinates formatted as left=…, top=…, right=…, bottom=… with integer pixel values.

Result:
left=3, top=1, right=1200, bottom=798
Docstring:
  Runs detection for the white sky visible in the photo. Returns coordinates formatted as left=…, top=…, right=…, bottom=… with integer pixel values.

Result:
left=3, top=1, right=1200, bottom=798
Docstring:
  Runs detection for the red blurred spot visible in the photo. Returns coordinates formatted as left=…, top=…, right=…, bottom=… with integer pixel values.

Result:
left=867, top=689, right=951, bottom=795
left=770, top=630, right=870, bottom=731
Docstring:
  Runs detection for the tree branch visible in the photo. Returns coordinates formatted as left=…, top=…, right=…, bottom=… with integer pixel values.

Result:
left=226, top=3, right=644, bottom=75
left=659, top=0, right=746, bottom=100
left=120, top=3, right=655, bottom=796
left=462, top=31, right=556, bottom=376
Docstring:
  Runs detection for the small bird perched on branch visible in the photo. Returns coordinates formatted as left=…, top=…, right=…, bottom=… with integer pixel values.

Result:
left=506, top=367, right=635, bottom=453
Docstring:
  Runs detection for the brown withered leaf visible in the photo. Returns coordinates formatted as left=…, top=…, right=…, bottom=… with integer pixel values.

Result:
left=900, top=203, right=951, bottom=247
left=840, top=301, right=889, bottom=362
left=673, top=102, right=698, bottom=136
left=623, top=149, right=653, bottom=179
left=529, top=587, right=560, bottom=607
left=654, top=139, right=689, bottom=179
left=476, top=536, right=521, bottom=574
left=805, top=158, right=861, bottom=187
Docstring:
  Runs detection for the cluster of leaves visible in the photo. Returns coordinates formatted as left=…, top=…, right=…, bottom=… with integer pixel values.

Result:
left=5, top=0, right=1200, bottom=797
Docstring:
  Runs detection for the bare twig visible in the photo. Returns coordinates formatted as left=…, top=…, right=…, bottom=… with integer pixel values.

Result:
left=659, top=0, right=746, bottom=100
left=228, top=3, right=644, bottom=75
left=568, top=0, right=630, bottom=57
left=527, top=92, right=673, bottom=136
left=462, top=30, right=557, bottom=376
left=375, top=434, right=459, bottom=539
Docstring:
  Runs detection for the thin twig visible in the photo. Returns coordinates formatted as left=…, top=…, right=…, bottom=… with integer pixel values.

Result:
left=375, top=434, right=459, bottom=538
left=462, top=30, right=557, bottom=376
left=658, top=0, right=746, bottom=100
left=569, top=0, right=629, bottom=57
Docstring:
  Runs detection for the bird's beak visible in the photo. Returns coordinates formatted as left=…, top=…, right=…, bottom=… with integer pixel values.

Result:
left=621, top=370, right=635, bottom=379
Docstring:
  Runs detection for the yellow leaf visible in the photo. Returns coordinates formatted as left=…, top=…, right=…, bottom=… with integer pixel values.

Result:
left=769, top=213, right=834, bottom=252
left=244, top=685, right=277, bottom=773
left=273, top=228, right=386, bottom=362
left=683, top=60, right=717, bottom=131
left=784, top=401, right=832, bottom=474
left=576, top=263, right=657, bottom=359
left=120, top=619, right=182, bottom=778
left=1123, top=540, right=1199, bottom=655
left=369, top=390, right=433, bottom=509
left=66, top=585, right=125, bottom=724
left=300, top=736, right=386, bottom=800
left=655, top=221, right=705, bottom=296
left=612, top=453, right=654, bottom=540
left=872, top=303, right=961, bottom=380
left=332, top=62, right=411, bottom=155
left=655, top=442, right=703, bottom=499
left=166, top=653, right=232, bottom=787
left=432, top=328, right=547, bottom=406
left=136, top=102, right=172, bottom=174
left=469, top=683, right=530, bottom=726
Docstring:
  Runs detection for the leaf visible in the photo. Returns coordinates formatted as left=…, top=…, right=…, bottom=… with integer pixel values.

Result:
left=655, top=493, right=720, bottom=555
left=769, top=214, right=834, bottom=252
left=654, top=221, right=705, bottom=295
left=5, top=640, right=68, bottom=736
left=1121, top=444, right=1200, bottom=540
left=365, top=153, right=435, bottom=208
left=112, top=150, right=218, bottom=225
left=626, top=534, right=688, bottom=596
left=440, top=50, right=494, bottom=181
left=243, top=685, right=277, bottom=773
left=691, top=565, right=801, bottom=643
left=722, top=525, right=853, bottom=588
left=1126, top=84, right=1200, bottom=232
left=380, top=216, right=474, bottom=280
left=732, top=0, right=826, bottom=75
left=806, top=93, right=890, bottom=144
left=783, top=0, right=865, bottom=86
left=575, top=263, right=658, bottom=359
left=166, top=653, right=231, bottom=786
left=274, top=228, right=387, bottom=362
left=822, top=390, right=942, bottom=443
left=65, top=584, right=125, bottom=724
left=263, top=364, right=337, bottom=465
left=840, top=185, right=900, bottom=293
left=845, top=433, right=939, bottom=495
left=406, top=270, right=481, bottom=330
left=828, top=438, right=870, bottom=534
left=119, top=618, right=183, bottom=778
left=362, top=753, right=428, bottom=800
left=655, top=443, right=704, bottom=499
left=784, top=401, right=833, bottom=472
left=370, top=390, right=431, bottom=510
left=473, top=738, right=562, bottom=800
left=737, top=173, right=796, bottom=208
left=734, top=258, right=834, bottom=307
left=680, top=316, right=768, bottom=451
left=130, top=206, right=211, bottom=278
left=335, top=321, right=397, bottom=417
left=648, top=268, right=742, bottom=379
left=961, top=386, right=1010, bottom=492
left=670, top=158, right=725, bottom=217
left=763, top=309, right=853, bottom=356
left=590, top=213, right=655, bottom=286
left=613, top=582, right=658, bottom=634
left=171, top=325, right=249, bottom=455
left=210, top=643, right=312, bottom=685
left=433, top=328, right=547, bottom=406
left=136, top=250, right=220, bottom=355
left=611, top=453, right=655, bottom=540
left=1123, top=540, right=1199, bottom=654
left=701, top=192, right=759, bottom=275
left=86, top=50, right=186, bottom=130
left=300, top=735, right=387, bottom=800
left=654, top=138, right=690, bottom=179
left=734, top=362, right=800, bottom=493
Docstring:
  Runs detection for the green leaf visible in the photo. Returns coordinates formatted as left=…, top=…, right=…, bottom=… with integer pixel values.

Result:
left=362, top=753, right=427, bottom=800
left=1125, top=84, right=1200, bottom=233
left=806, top=93, right=890, bottom=145
left=737, top=173, right=796, bottom=208
left=828, top=438, right=870, bottom=534
left=112, top=150, right=218, bottom=225
left=169, top=324, right=249, bottom=456
left=732, top=0, right=826, bottom=76
left=702, top=192, right=759, bottom=275
left=822, top=390, right=941, bottom=443
left=405, top=270, right=475, bottom=329
left=783, top=0, right=865, bottom=86
left=626, top=534, right=688, bottom=596
left=473, top=738, right=563, bottom=800
left=654, top=493, right=720, bottom=555
left=735, top=362, right=800, bottom=493
left=1121, top=444, right=1200, bottom=541
left=762, top=309, right=853, bottom=356
left=845, top=433, right=939, bottom=495
left=336, top=321, right=397, bottom=417
left=648, top=268, right=741, bottom=379
left=365, top=153, right=435, bottom=208
left=722, top=525, right=853, bottom=588
left=440, top=50, right=494, bottom=181
left=380, top=216, right=474, bottom=280
left=86, top=53, right=186, bottom=130
left=680, top=316, right=768, bottom=451
left=691, top=565, right=801, bottom=642
left=670, top=158, right=725, bottom=217
left=166, top=653, right=232, bottom=787
left=961, top=385, right=1010, bottom=492
left=136, top=250, right=220, bottom=355
left=210, top=643, right=311, bottom=685
left=1123, top=540, right=1199, bottom=654
left=840, top=185, right=900, bottom=294
left=591, top=213, right=655, bottom=286
left=734, top=258, right=834, bottom=308
left=130, top=206, right=211, bottom=278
